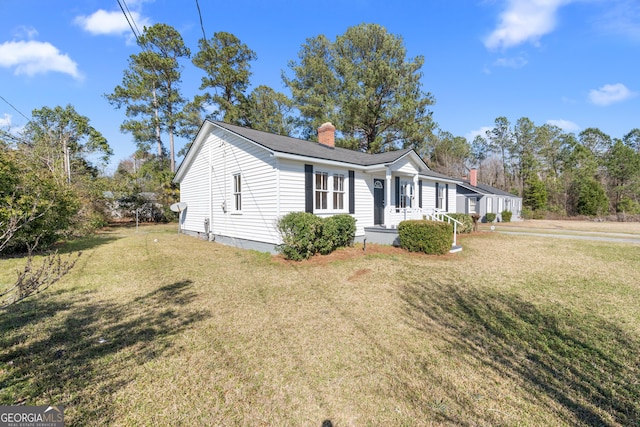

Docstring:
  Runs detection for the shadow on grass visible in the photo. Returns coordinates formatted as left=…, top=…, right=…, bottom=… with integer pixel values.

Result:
left=0, top=279, right=209, bottom=425
left=401, top=281, right=640, bottom=426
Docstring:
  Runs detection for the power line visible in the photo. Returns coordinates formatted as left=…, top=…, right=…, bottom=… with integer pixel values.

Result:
left=117, top=0, right=142, bottom=44
left=0, top=94, right=31, bottom=122
left=122, top=0, right=143, bottom=39
left=195, top=0, right=207, bottom=41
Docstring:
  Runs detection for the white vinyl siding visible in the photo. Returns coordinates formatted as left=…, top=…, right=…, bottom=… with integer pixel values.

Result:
left=180, top=130, right=279, bottom=244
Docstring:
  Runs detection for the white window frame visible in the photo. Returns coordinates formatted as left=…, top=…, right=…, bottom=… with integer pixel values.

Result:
left=437, top=185, right=445, bottom=210
left=315, top=170, right=350, bottom=213
left=333, top=174, right=345, bottom=210
left=486, top=197, right=493, bottom=213
left=315, top=171, right=329, bottom=210
left=232, top=173, right=242, bottom=212
left=468, top=197, right=477, bottom=214
left=399, top=181, right=413, bottom=209
left=498, top=197, right=504, bottom=213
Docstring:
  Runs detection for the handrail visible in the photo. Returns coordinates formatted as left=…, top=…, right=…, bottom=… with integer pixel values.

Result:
left=423, top=208, right=461, bottom=246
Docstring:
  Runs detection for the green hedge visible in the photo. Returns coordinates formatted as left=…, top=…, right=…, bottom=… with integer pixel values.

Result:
left=447, top=213, right=473, bottom=234
left=501, top=210, right=513, bottom=222
left=485, top=212, right=497, bottom=223
left=277, top=212, right=356, bottom=260
left=398, top=220, right=453, bottom=255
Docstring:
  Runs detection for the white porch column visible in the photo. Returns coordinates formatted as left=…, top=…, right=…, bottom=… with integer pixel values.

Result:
left=385, top=166, right=392, bottom=227
left=413, top=174, right=419, bottom=215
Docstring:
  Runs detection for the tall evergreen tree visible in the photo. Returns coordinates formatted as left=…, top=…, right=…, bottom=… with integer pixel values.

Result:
left=285, top=23, right=435, bottom=153
left=192, top=32, right=257, bottom=124
left=244, top=85, right=295, bottom=136
left=106, top=23, right=190, bottom=173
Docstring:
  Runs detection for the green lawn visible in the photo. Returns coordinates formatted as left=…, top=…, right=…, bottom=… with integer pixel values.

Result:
left=1, top=223, right=639, bottom=426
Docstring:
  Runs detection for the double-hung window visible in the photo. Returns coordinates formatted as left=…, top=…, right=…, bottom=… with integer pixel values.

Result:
left=315, top=171, right=348, bottom=211
left=315, top=172, right=328, bottom=210
left=333, top=174, right=344, bottom=210
left=486, top=197, right=493, bottom=213
left=399, top=181, right=412, bottom=209
left=233, top=173, right=242, bottom=211
left=436, top=185, right=445, bottom=209
left=468, top=197, right=477, bottom=214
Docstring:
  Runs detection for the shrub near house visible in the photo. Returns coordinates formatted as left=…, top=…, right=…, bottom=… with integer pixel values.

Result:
left=398, top=220, right=453, bottom=255
left=276, top=212, right=356, bottom=260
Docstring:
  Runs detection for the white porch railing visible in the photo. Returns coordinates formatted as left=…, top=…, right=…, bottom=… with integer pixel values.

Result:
left=399, top=208, right=462, bottom=246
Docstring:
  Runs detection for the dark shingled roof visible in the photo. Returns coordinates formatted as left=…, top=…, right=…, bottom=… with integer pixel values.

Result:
left=211, top=121, right=458, bottom=181
left=212, top=120, right=412, bottom=166
left=459, top=180, right=518, bottom=197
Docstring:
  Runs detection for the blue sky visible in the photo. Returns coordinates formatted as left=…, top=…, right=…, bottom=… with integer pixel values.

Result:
left=1, top=0, right=638, bottom=173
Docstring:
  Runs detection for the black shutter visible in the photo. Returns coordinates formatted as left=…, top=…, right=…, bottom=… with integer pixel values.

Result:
left=305, top=164, right=313, bottom=213
left=435, top=182, right=439, bottom=209
left=445, top=183, right=449, bottom=212
left=395, top=176, right=400, bottom=213
left=418, top=180, right=423, bottom=208
left=348, top=170, right=355, bottom=214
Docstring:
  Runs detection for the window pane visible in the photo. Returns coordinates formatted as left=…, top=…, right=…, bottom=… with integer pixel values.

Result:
left=233, top=174, right=241, bottom=211
left=333, top=192, right=343, bottom=210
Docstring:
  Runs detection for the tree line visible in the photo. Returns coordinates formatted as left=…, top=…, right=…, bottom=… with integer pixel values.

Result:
left=3, top=22, right=640, bottom=258
left=2, top=21, right=638, bottom=304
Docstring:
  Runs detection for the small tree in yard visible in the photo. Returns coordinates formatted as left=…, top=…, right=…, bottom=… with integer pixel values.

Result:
left=1, top=144, right=80, bottom=308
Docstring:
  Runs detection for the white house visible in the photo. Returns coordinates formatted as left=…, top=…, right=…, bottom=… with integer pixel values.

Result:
left=456, top=169, right=523, bottom=222
left=173, top=120, right=462, bottom=253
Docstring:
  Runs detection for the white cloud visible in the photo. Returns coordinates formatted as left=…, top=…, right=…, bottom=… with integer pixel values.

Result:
left=12, top=25, right=38, bottom=39
left=588, top=83, right=636, bottom=106
left=484, top=0, right=573, bottom=50
left=75, top=9, right=151, bottom=36
left=0, top=113, right=11, bottom=127
left=0, top=40, right=82, bottom=80
left=466, top=126, right=493, bottom=142
left=546, top=119, right=580, bottom=132
left=493, top=55, right=528, bottom=68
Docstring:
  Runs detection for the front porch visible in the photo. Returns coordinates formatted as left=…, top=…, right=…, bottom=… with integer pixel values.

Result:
left=364, top=208, right=463, bottom=253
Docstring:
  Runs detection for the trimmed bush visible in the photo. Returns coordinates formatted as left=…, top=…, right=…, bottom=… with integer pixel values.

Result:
left=318, top=214, right=356, bottom=254
left=501, top=210, right=513, bottom=222
left=485, top=212, right=497, bottom=223
left=447, top=213, right=473, bottom=234
left=277, top=212, right=356, bottom=260
left=398, top=220, right=453, bottom=255
left=276, top=212, right=323, bottom=260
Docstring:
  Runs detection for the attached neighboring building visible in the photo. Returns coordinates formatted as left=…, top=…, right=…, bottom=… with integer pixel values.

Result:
left=173, top=120, right=462, bottom=252
left=456, top=169, right=523, bottom=222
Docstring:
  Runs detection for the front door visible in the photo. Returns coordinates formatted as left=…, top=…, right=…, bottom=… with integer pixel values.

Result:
left=373, top=179, right=385, bottom=225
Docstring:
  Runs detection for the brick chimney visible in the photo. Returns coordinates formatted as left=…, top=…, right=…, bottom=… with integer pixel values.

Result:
left=469, top=168, right=478, bottom=187
left=318, top=122, right=335, bottom=148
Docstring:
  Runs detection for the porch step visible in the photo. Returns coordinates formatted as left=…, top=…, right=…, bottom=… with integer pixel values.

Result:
left=450, top=245, right=463, bottom=253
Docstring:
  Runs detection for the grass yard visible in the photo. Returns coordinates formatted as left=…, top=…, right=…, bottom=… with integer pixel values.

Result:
left=1, top=223, right=639, bottom=426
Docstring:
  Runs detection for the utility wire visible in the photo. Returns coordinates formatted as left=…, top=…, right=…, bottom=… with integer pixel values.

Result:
left=122, top=0, right=143, bottom=40
left=117, top=0, right=142, bottom=44
left=195, top=0, right=207, bottom=41
left=0, top=94, right=31, bottom=122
